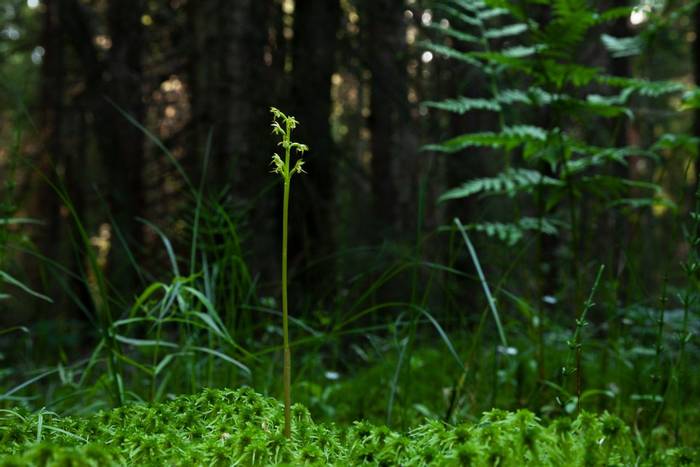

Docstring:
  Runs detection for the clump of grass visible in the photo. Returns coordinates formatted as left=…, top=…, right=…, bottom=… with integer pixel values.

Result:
left=270, top=107, right=308, bottom=438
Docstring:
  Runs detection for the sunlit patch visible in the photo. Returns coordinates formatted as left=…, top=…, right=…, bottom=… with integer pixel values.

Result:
left=497, top=346, right=518, bottom=356
left=2, top=25, right=20, bottom=40
left=406, top=25, right=418, bottom=45
left=160, top=76, right=183, bottom=93
left=543, top=295, right=557, bottom=305
left=94, top=34, right=112, bottom=50
left=27, top=0, right=39, bottom=9
left=90, top=223, right=112, bottom=269
left=630, top=6, right=649, bottom=25
left=421, top=10, right=432, bottom=26
left=31, top=46, right=44, bottom=65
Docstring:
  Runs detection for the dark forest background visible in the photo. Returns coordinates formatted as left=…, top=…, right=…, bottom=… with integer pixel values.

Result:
left=1, top=0, right=700, bottom=439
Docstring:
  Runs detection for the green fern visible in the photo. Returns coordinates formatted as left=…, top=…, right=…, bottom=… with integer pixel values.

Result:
left=425, top=125, right=548, bottom=153
left=440, top=168, right=563, bottom=202
left=425, top=0, right=687, bottom=283
left=467, top=217, right=559, bottom=246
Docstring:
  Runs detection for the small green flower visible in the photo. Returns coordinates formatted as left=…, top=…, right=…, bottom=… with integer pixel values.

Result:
left=292, top=159, right=306, bottom=175
left=269, top=107, right=308, bottom=182
left=271, top=154, right=285, bottom=175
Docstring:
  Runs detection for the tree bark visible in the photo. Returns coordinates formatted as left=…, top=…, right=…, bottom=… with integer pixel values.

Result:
left=365, top=0, right=413, bottom=239
left=59, top=0, right=145, bottom=297
left=290, top=0, right=341, bottom=302
left=30, top=0, right=66, bottom=315
left=187, top=0, right=281, bottom=284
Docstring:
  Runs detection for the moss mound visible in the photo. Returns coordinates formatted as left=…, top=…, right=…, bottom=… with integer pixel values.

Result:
left=0, top=387, right=696, bottom=466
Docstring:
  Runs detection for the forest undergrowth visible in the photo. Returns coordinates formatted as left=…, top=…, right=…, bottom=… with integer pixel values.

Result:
left=1, top=0, right=700, bottom=465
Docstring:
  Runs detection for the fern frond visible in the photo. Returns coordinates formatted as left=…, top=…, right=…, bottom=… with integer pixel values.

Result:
left=426, top=125, right=548, bottom=153
left=539, top=60, right=600, bottom=88
left=484, top=23, right=528, bottom=39
left=597, top=76, right=686, bottom=97
left=425, top=88, right=565, bottom=115
left=467, top=217, right=558, bottom=246
left=609, top=196, right=677, bottom=212
left=601, top=34, right=642, bottom=58
left=427, top=23, right=480, bottom=45
left=439, top=168, right=563, bottom=202
left=545, top=0, right=596, bottom=54
left=434, top=3, right=482, bottom=28
left=574, top=175, right=662, bottom=200
left=565, top=146, right=656, bottom=174
left=478, top=8, right=510, bottom=21
left=596, top=6, right=634, bottom=23
left=495, top=89, right=531, bottom=105
left=652, top=133, right=700, bottom=156
left=478, top=45, right=540, bottom=61
left=424, top=97, right=502, bottom=114
left=450, top=0, right=488, bottom=15
left=421, top=42, right=483, bottom=67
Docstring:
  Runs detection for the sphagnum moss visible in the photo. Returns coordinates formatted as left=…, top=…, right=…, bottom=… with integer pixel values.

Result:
left=0, top=387, right=697, bottom=466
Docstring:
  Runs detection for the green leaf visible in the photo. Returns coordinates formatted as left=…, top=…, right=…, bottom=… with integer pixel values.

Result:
left=484, top=23, right=528, bottom=39
left=426, top=23, right=479, bottom=45
left=0, top=270, right=53, bottom=303
left=440, top=168, right=562, bottom=201
left=420, top=41, right=482, bottom=67
left=423, top=97, right=501, bottom=114
left=426, top=125, right=548, bottom=153
left=114, top=335, right=179, bottom=349
left=601, top=33, right=642, bottom=58
left=466, top=217, right=559, bottom=245
left=191, top=346, right=251, bottom=376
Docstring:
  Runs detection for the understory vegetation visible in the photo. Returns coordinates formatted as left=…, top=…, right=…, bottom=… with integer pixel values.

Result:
left=1, top=0, right=700, bottom=465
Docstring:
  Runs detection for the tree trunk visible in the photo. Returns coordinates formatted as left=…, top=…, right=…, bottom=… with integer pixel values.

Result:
left=31, top=0, right=65, bottom=315
left=59, top=0, right=145, bottom=298
left=290, top=0, right=341, bottom=304
left=104, top=0, right=145, bottom=293
left=694, top=2, right=700, bottom=204
left=365, top=0, right=412, bottom=239
left=187, top=0, right=281, bottom=285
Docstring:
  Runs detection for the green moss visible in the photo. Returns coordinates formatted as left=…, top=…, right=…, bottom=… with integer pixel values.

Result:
left=0, top=388, right=695, bottom=466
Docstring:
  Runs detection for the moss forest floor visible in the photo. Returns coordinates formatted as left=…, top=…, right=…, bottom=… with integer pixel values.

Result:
left=0, top=387, right=697, bottom=466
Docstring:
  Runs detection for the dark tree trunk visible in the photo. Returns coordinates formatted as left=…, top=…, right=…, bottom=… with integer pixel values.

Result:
left=104, top=0, right=145, bottom=292
left=365, top=0, right=412, bottom=239
left=195, top=0, right=276, bottom=199
left=58, top=0, right=145, bottom=298
left=694, top=2, right=700, bottom=204
left=290, top=0, right=341, bottom=303
left=187, top=0, right=219, bottom=183
left=32, top=0, right=66, bottom=314
left=187, top=0, right=281, bottom=284
left=38, top=0, right=64, bottom=253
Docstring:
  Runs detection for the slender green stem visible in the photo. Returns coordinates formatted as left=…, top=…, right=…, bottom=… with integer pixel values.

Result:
left=270, top=108, right=307, bottom=439
left=566, top=264, right=605, bottom=412
left=282, top=163, right=292, bottom=439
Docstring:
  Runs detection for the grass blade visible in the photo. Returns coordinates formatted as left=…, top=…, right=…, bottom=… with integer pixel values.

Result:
left=454, top=218, right=508, bottom=348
